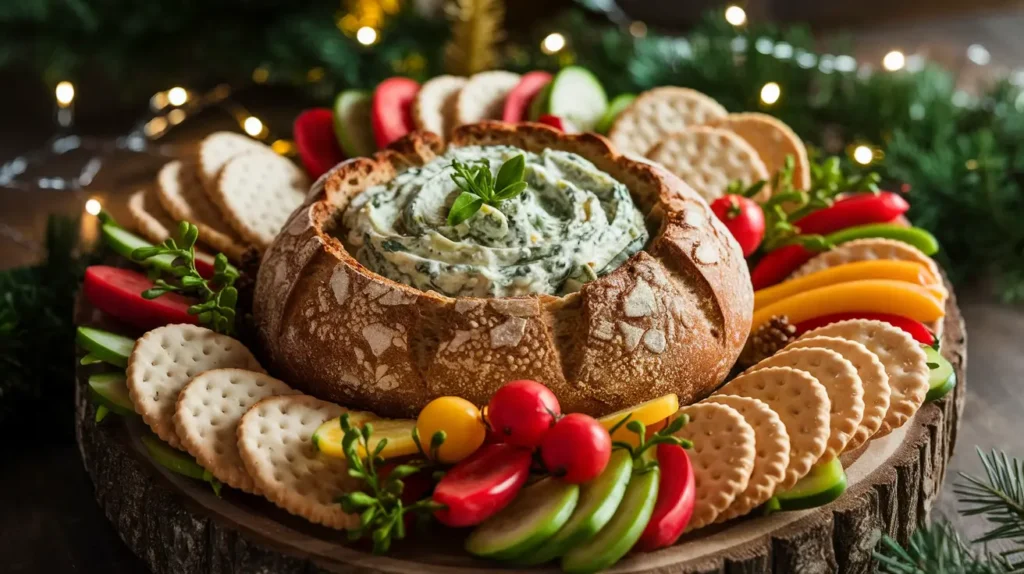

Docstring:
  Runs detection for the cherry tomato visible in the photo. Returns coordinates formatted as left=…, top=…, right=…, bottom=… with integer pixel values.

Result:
left=433, top=443, right=533, bottom=527
left=711, top=194, right=765, bottom=257
left=540, top=413, right=611, bottom=484
left=416, top=397, right=486, bottom=464
left=486, top=380, right=561, bottom=448
left=635, top=444, right=696, bottom=551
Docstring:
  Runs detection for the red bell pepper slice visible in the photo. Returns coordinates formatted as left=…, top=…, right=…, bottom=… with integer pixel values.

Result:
left=83, top=266, right=199, bottom=330
left=634, top=444, right=696, bottom=551
left=793, top=312, right=935, bottom=346
left=750, top=244, right=813, bottom=291
left=432, top=443, right=533, bottom=527
left=794, top=192, right=909, bottom=236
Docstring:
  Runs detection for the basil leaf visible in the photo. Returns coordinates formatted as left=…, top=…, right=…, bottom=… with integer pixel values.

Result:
left=493, top=180, right=528, bottom=201
left=447, top=192, right=484, bottom=226
left=495, top=154, right=525, bottom=194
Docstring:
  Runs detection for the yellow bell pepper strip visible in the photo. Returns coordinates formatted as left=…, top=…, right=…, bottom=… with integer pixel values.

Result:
left=313, top=414, right=419, bottom=460
left=754, top=260, right=940, bottom=310
left=751, top=279, right=945, bottom=332
left=599, top=393, right=679, bottom=446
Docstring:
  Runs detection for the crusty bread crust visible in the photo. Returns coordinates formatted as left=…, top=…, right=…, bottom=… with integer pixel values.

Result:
left=253, top=122, right=753, bottom=418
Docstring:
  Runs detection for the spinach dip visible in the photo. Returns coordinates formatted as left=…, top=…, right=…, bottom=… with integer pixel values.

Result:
left=342, top=145, right=649, bottom=298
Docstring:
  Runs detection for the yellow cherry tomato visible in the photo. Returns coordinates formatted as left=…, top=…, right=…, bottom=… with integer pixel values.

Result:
left=416, top=397, right=486, bottom=464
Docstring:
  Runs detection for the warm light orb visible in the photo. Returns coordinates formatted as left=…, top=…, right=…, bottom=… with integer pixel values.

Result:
left=853, top=145, right=873, bottom=165
left=167, top=87, right=188, bottom=106
left=541, top=33, right=566, bottom=55
left=882, top=50, right=905, bottom=72
left=356, top=26, right=378, bottom=46
left=759, top=82, right=780, bottom=105
left=55, top=81, right=75, bottom=107
left=243, top=116, right=264, bottom=137
left=725, top=5, right=747, bottom=27
left=84, top=198, right=102, bottom=216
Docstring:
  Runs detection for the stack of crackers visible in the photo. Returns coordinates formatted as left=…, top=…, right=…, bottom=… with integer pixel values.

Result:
left=608, top=87, right=810, bottom=204
left=674, top=318, right=930, bottom=530
left=125, top=323, right=366, bottom=529
left=128, top=132, right=310, bottom=261
left=411, top=71, right=523, bottom=139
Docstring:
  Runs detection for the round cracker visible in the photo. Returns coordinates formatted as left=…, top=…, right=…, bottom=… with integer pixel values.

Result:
left=174, top=369, right=298, bottom=493
left=608, top=87, right=728, bottom=156
left=790, top=238, right=942, bottom=287
left=454, top=70, right=520, bottom=126
left=155, top=160, right=247, bottom=261
left=746, top=347, right=864, bottom=459
left=709, top=112, right=810, bottom=191
left=213, top=152, right=309, bottom=249
left=674, top=402, right=756, bottom=532
left=646, top=126, right=770, bottom=203
left=798, top=320, right=929, bottom=437
left=703, top=395, right=789, bottom=522
left=128, top=188, right=176, bottom=245
left=413, top=75, right=467, bottom=139
left=237, top=395, right=359, bottom=529
left=715, top=366, right=830, bottom=490
left=196, top=131, right=272, bottom=188
left=126, top=325, right=264, bottom=449
left=786, top=336, right=890, bottom=452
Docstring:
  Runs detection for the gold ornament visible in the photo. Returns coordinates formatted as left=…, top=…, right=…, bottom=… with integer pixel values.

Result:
left=444, top=0, right=505, bottom=76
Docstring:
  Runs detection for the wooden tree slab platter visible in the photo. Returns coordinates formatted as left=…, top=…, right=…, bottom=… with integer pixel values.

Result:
left=74, top=284, right=966, bottom=574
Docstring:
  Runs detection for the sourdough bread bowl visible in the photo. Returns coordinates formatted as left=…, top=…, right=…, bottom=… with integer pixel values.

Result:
left=253, top=122, right=753, bottom=418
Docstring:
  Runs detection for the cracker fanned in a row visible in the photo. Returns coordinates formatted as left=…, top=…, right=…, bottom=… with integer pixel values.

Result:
left=679, top=317, right=934, bottom=532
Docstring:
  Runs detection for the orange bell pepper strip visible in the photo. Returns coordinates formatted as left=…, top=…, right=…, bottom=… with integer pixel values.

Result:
left=753, top=260, right=941, bottom=310
left=751, top=279, right=945, bottom=332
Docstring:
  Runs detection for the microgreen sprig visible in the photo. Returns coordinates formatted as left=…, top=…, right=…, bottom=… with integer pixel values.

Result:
left=130, top=221, right=239, bottom=335
left=608, top=413, right=692, bottom=474
left=446, top=154, right=528, bottom=226
left=336, top=414, right=445, bottom=554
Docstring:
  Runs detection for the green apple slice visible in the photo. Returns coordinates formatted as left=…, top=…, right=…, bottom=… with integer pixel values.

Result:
left=466, top=477, right=579, bottom=560
left=88, top=372, right=135, bottom=416
left=333, top=90, right=376, bottom=158
left=76, top=326, right=134, bottom=368
left=518, top=449, right=633, bottom=565
left=770, top=457, right=847, bottom=512
left=924, top=345, right=956, bottom=401
left=595, top=93, right=635, bottom=134
left=141, top=434, right=223, bottom=496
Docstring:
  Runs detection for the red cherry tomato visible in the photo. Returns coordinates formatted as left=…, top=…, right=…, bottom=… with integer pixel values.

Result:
left=83, top=266, right=199, bottom=330
left=635, top=444, right=696, bottom=551
left=371, top=77, right=419, bottom=149
left=537, top=115, right=578, bottom=133
left=432, top=443, right=533, bottom=527
left=486, top=380, right=561, bottom=447
left=540, top=414, right=611, bottom=484
left=711, top=194, right=765, bottom=257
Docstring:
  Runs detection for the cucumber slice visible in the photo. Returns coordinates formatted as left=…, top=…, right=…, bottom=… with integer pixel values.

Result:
left=924, top=345, right=956, bottom=401
left=595, top=93, right=635, bottom=134
left=141, top=434, right=222, bottom=496
left=88, top=372, right=135, bottom=417
left=545, top=66, right=608, bottom=132
left=466, top=477, right=579, bottom=560
left=519, top=449, right=633, bottom=565
left=561, top=453, right=660, bottom=574
left=528, top=82, right=552, bottom=122
left=334, top=90, right=376, bottom=158
left=101, top=224, right=233, bottom=276
left=76, top=326, right=134, bottom=368
left=771, top=457, right=847, bottom=511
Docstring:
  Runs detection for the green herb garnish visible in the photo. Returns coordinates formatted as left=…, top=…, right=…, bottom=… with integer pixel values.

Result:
left=446, top=154, right=528, bottom=226
left=336, top=413, right=446, bottom=554
left=130, top=221, right=239, bottom=335
left=608, top=413, right=692, bottom=474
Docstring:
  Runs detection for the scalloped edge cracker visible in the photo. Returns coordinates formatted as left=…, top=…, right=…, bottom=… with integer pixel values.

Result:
left=703, top=395, right=790, bottom=522
left=715, top=366, right=830, bottom=490
left=174, top=368, right=298, bottom=493
left=413, top=75, right=468, bottom=139
left=798, top=319, right=928, bottom=437
left=237, top=394, right=359, bottom=529
left=608, top=87, right=728, bottom=156
left=785, top=336, right=890, bottom=452
left=675, top=402, right=756, bottom=532
left=454, top=71, right=520, bottom=126
left=746, top=347, right=864, bottom=459
left=126, top=325, right=264, bottom=449
left=646, top=126, right=770, bottom=203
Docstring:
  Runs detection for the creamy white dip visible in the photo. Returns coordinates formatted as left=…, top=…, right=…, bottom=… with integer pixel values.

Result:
left=342, top=145, right=648, bottom=298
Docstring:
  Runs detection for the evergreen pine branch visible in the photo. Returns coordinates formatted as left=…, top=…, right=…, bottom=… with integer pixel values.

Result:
left=875, top=521, right=1010, bottom=574
left=955, top=449, right=1024, bottom=563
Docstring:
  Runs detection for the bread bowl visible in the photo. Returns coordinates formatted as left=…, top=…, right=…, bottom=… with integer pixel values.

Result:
left=253, top=121, right=753, bottom=418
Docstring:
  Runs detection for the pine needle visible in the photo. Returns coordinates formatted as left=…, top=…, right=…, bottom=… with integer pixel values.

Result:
left=955, top=448, right=1024, bottom=563
left=874, top=521, right=1008, bottom=574
left=443, top=0, right=504, bottom=76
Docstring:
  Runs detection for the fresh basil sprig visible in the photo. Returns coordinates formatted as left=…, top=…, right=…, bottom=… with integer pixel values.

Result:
left=130, top=221, right=239, bottom=335
left=446, top=154, right=528, bottom=226
left=336, top=414, right=445, bottom=554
